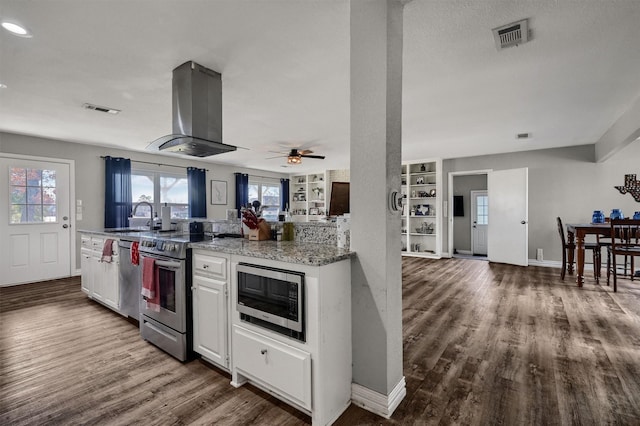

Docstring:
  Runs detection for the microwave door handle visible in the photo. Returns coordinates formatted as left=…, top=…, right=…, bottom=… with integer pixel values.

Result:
left=155, top=260, right=182, bottom=270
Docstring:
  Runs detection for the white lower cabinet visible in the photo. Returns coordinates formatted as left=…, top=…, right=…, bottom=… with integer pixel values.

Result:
left=233, top=325, right=312, bottom=410
left=192, top=274, right=228, bottom=368
left=192, top=251, right=230, bottom=370
left=79, top=233, right=120, bottom=312
left=80, top=248, right=93, bottom=295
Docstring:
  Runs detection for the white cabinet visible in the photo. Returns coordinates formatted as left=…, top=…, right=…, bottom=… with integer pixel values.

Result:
left=100, top=257, right=119, bottom=310
left=192, top=251, right=230, bottom=370
left=80, top=249, right=93, bottom=295
left=233, top=325, right=311, bottom=410
left=290, top=173, right=327, bottom=221
left=79, top=233, right=120, bottom=312
left=230, top=256, right=352, bottom=426
left=401, top=159, right=442, bottom=258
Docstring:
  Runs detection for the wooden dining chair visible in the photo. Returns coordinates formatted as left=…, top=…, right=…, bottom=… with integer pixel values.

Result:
left=557, top=217, right=601, bottom=281
left=608, top=218, right=640, bottom=292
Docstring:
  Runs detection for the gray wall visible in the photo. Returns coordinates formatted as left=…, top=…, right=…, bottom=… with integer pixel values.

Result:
left=443, top=141, right=640, bottom=263
left=0, top=132, right=286, bottom=270
left=452, top=174, right=487, bottom=253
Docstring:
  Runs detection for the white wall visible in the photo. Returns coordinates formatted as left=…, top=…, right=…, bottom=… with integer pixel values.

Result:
left=443, top=141, right=640, bottom=262
left=0, top=132, right=286, bottom=269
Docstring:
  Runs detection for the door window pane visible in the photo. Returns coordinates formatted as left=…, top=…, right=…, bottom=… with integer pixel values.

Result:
left=476, top=195, right=488, bottom=225
left=9, top=167, right=57, bottom=224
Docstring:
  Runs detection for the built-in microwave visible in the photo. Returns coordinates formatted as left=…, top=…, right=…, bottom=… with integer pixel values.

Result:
left=236, top=263, right=305, bottom=342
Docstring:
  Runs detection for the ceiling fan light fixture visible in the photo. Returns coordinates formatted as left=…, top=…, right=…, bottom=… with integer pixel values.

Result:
left=287, top=155, right=302, bottom=165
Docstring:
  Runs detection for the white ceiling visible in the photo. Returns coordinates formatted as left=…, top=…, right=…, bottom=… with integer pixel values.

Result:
left=1, top=0, right=639, bottom=174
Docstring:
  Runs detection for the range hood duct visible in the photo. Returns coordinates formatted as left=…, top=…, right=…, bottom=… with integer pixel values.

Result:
left=147, top=61, right=236, bottom=157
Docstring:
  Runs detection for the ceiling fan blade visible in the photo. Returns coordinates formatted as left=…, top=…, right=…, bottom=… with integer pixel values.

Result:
left=297, top=149, right=314, bottom=155
left=300, top=154, right=325, bottom=159
left=265, top=154, right=286, bottom=160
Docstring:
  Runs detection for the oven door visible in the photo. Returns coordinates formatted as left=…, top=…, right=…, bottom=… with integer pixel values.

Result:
left=140, top=254, right=186, bottom=333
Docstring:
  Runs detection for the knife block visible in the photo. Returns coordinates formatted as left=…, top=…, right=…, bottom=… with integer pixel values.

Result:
left=248, top=221, right=271, bottom=241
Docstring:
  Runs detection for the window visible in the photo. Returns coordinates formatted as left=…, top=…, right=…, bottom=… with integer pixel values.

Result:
left=475, top=195, right=488, bottom=225
left=248, top=178, right=281, bottom=221
left=10, top=168, right=57, bottom=224
left=131, top=170, right=189, bottom=219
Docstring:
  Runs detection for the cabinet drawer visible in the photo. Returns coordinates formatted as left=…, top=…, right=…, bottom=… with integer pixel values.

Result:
left=91, top=237, right=104, bottom=250
left=233, top=325, right=311, bottom=409
left=193, top=253, right=226, bottom=278
left=81, top=235, right=92, bottom=249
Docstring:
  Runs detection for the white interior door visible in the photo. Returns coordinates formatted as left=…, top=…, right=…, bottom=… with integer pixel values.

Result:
left=0, top=156, right=72, bottom=285
left=471, top=190, right=488, bottom=255
left=487, top=168, right=528, bottom=266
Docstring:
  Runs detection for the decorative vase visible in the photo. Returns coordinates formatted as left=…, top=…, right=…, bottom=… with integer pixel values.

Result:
left=610, top=209, right=624, bottom=220
left=633, top=211, right=640, bottom=220
left=592, top=210, right=605, bottom=224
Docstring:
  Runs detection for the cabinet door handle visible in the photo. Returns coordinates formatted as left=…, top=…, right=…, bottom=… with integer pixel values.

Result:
left=203, top=264, right=209, bottom=269
left=260, top=349, right=267, bottom=355
left=191, top=287, right=196, bottom=291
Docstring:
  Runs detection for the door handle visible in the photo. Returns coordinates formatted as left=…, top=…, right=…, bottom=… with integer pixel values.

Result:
left=521, top=220, right=527, bottom=225
left=62, top=224, right=69, bottom=229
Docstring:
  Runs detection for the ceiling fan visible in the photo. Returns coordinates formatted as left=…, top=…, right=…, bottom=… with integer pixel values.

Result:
left=268, top=149, right=326, bottom=165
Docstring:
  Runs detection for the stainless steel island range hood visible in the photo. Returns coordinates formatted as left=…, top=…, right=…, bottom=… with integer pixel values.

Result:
left=147, top=61, right=236, bottom=157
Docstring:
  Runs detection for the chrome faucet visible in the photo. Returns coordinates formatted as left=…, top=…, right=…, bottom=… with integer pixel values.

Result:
left=132, top=202, right=154, bottom=231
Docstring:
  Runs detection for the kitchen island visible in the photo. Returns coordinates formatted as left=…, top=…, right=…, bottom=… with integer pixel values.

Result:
left=79, top=228, right=354, bottom=426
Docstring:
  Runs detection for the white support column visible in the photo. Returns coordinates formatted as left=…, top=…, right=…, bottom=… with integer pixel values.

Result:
left=349, top=0, right=405, bottom=418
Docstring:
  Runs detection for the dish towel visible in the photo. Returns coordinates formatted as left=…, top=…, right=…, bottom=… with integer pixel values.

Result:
left=101, top=239, right=114, bottom=263
left=141, top=257, right=161, bottom=312
left=130, top=241, right=139, bottom=266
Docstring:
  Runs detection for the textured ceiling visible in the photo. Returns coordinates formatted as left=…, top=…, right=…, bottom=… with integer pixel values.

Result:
left=1, top=0, right=639, bottom=173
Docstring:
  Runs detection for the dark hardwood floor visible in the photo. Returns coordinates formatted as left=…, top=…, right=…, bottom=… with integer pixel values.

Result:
left=2, top=258, right=640, bottom=425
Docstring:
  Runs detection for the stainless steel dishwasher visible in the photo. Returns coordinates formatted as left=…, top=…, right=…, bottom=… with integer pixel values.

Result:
left=118, top=239, right=142, bottom=321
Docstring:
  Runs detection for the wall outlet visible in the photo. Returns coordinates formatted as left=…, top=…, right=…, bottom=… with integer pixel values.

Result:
left=536, top=248, right=543, bottom=261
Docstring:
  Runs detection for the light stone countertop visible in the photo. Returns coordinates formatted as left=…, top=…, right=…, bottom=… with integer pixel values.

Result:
left=79, top=229, right=354, bottom=266
left=190, top=238, right=354, bottom=266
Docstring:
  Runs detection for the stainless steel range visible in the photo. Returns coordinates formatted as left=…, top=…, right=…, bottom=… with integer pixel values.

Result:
left=138, top=233, right=212, bottom=361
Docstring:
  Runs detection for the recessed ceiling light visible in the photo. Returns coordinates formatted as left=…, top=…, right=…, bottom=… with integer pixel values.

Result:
left=1, top=20, right=32, bottom=38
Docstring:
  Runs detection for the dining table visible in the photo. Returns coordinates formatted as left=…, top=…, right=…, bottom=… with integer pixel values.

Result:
left=565, top=223, right=610, bottom=287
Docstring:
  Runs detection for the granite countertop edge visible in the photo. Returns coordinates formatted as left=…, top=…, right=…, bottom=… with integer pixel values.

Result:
left=79, top=229, right=354, bottom=266
left=189, top=240, right=354, bottom=267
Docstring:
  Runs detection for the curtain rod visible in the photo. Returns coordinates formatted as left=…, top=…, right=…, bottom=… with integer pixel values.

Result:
left=101, top=156, right=209, bottom=171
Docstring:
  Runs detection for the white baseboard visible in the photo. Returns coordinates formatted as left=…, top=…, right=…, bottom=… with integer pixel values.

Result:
left=455, top=250, right=472, bottom=255
left=351, top=377, right=406, bottom=419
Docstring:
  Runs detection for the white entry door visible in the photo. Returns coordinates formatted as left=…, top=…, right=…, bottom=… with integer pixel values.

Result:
left=471, top=190, right=488, bottom=255
left=0, top=156, right=72, bottom=285
left=487, top=168, right=528, bottom=266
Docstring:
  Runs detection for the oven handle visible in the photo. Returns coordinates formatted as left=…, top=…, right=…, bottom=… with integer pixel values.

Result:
left=154, top=260, right=182, bottom=270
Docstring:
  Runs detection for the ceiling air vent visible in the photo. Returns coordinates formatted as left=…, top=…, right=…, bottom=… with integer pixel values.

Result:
left=492, top=19, right=529, bottom=50
left=83, top=103, right=120, bottom=114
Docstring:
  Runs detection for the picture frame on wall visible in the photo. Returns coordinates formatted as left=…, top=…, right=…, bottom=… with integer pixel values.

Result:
left=210, top=180, right=227, bottom=205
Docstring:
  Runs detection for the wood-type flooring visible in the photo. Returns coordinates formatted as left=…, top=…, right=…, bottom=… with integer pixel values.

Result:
left=1, top=257, right=640, bottom=425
